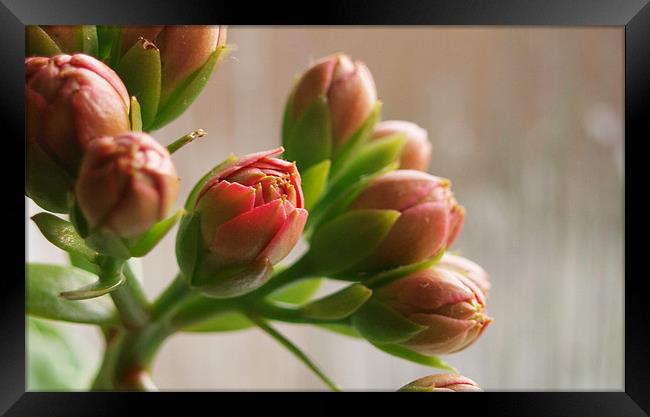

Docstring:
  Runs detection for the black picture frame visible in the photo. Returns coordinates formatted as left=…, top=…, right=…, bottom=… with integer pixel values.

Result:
left=3, top=0, right=649, bottom=415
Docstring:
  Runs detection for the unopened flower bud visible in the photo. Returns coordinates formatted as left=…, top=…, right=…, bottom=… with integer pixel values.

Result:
left=376, top=266, right=491, bottom=355
left=438, top=253, right=491, bottom=296
left=372, top=120, right=432, bottom=171
left=350, top=170, right=464, bottom=271
left=177, top=147, right=308, bottom=297
left=26, top=54, right=130, bottom=173
left=75, top=132, right=179, bottom=239
left=399, top=374, right=482, bottom=392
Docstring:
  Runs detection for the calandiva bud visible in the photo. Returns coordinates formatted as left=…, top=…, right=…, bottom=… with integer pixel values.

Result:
left=398, top=374, right=482, bottom=392
left=372, top=120, right=432, bottom=171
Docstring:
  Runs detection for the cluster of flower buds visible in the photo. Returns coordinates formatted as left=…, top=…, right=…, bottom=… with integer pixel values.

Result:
left=398, top=374, right=482, bottom=392
left=27, top=25, right=228, bottom=131
left=176, top=148, right=308, bottom=297
left=371, top=120, right=432, bottom=171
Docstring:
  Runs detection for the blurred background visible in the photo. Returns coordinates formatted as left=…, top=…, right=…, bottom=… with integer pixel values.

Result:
left=27, top=27, right=624, bottom=391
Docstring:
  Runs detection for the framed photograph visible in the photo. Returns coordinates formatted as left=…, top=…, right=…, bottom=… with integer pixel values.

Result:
left=4, top=0, right=649, bottom=415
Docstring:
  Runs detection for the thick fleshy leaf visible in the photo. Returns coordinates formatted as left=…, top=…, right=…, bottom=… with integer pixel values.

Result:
left=96, top=25, right=121, bottom=63
left=176, top=212, right=202, bottom=280
left=80, top=26, right=99, bottom=57
left=31, top=213, right=99, bottom=263
left=27, top=317, right=101, bottom=390
left=129, top=96, right=142, bottom=131
left=182, top=311, right=254, bottom=333
left=317, top=323, right=362, bottom=339
left=308, top=209, right=400, bottom=275
left=300, top=159, right=331, bottom=211
left=327, top=133, right=405, bottom=200
left=300, top=284, right=371, bottom=321
left=59, top=270, right=125, bottom=301
left=26, top=140, right=73, bottom=214
left=270, top=278, right=322, bottom=305
left=150, top=45, right=229, bottom=131
left=283, top=95, right=332, bottom=171
left=27, top=263, right=118, bottom=324
left=351, top=299, right=426, bottom=344
left=127, top=209, right=184, bottom=257
left=371, top=343, right=456, bottom=372
left=330, top=102, right=381, bottom=177
left=118, top=39, right=162, bottom=130
left=26, top=26, right=62, bottom=57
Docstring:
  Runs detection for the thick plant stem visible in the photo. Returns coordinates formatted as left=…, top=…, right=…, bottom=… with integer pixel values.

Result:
left=103, top=258, right=150, bottom=329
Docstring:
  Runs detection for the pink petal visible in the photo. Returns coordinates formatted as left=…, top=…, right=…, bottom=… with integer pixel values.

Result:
left=259, top=208, right=308, bottom=264
left=211, top=147, right=284, bottom=180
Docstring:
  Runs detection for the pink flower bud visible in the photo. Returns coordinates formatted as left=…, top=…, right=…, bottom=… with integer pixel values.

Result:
left=75, top=132, right=179, bottom=239
left=372, top=120, right=432, bottom=171
left=194, top=147, right=308, bottom=275
left=378, top=267, right=491, bottom=355
left=400, top=374, right=482, bottom=392
left=290, top=53, right=377, bottom=148
left=438, top=253, right=491, bottom=296
left=26, top=54, right=130, bottom=173
left=120, top=26, right=228, bottom=105
left=349, top=170, right=465, bottom=270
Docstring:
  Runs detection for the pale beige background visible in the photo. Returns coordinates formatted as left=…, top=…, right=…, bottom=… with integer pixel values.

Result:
left=27, top=27, right=624, bottom=390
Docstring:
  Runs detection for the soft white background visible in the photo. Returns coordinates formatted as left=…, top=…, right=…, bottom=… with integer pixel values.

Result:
left=27, top=27, right=624, bottom=391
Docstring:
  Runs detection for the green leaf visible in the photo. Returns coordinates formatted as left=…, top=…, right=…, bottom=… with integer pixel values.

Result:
left=59, top=270, right=125, bottom=301
left=182, top=311, right=254, bottom=333
left=26, top=140, right=72, bottom=214
left=371, top=343, right=457, bottom=372
left=300, top=160, right=331, bottom=211
left=308, top=209, right=401, bottom=275
left=327, top=133, right=405, bottom=200
left=31, top=213, right=98, bottom=263
left=270, top=278, right=322, bottom=305
left=150, top=45, right=229, bottom=131
left=118, top=39, right=161, bottom=130
left=84, top=228, right=132, bottom=259
left=351, top=299, right=426, bottom=344
left=129, top=96, right=142, bottom=131
left=27, top=317, right=101, bottom=390
left=302, top=284, right=372, bottom=320
left=27, top=263, right=118, bottom=324
left=330, top=102, right=381, bottom=177
left=283, top=95, right=332, bottom=171
left=184, top=154, right=237, bottom=210
left=317, top=323, right=362, bottom=339
left=69, top=252, right=99, bottom=275
left=127, top=209, right=184, bottom=257
left=26, top=26, right=61, bottom=57
left=96, top=25, right=121, bottom=63
left=80, top=25, right=99, bottom=57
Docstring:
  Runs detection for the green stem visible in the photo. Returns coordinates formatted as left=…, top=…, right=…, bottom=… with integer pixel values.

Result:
left=167, top=129, right=207, bottom=154
left=106, top=258, right=150, bottom=330
left=246, top=313, right=341, bottom=392
left=151, top=273, right=195, bottom=320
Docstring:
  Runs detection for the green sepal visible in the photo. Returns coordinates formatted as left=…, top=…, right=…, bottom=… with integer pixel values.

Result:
left=362, top=250, right=445, bottom=289
left=270, top=277, right=322, bottom=305
left=192, top=257, right=274, bottom=299
left=26, top=140, right=73, bottom=214
left=27, top=263, right=118, bottom=324
left=282, top=95, right=332, bottom=171
left=69, top=252, right=99, bottom=275
left=26, top=26, right=62, bottom=57
left=327, top=133, right=405, bottom=199
left=307, top=209, right=400, bottom=275
left=31, top=213, right=99, bottom=263
left=330, top=102, right=381, bottom=177
left=300, top=160, right=331, bottom=211
left=175, top=212, right=201, bottom=280
left=80, top=26, right=99, bottom=57
left=118, top=39, right=161, bottom=130
left=184, top=154, right=237, bottom=210
left=129, top=96, right=142, bottom=131
left=150, top=45, right=230, bottom=131
left=317, top=323, right=362, bottom=339
left=96, top=25, right=122, bottom=63
left=182, top=311, right=253, bottom=333
left=372, top=343, right=457, bottom=373
left=84, top=228, right=132, bottom=260
left=351, top=299, right=426, bottom=344
left=126, top=209, right=184, bottom=257
left=301, top=284, right=372, bottom=320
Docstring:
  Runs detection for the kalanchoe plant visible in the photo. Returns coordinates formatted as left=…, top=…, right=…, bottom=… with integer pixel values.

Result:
left=25, top=39, right=492, bottom=392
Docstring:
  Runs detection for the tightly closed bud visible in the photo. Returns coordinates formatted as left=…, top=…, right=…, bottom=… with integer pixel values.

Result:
left=438, top=253, right=491, bottom=296
left=75, top=132, right=179, bottom=239
left=26, top=54, right=130, bottom=173
left=350, top=170, right=464, bottom=271
left=178, top=147, right=308, bottom=297
left=399, top=374, right=482, bottom=392
left=372, top=120, right=432, bottom=171
left=120, top=25, right=227, bottom=105
left=377, top=266, right=491, bottom=355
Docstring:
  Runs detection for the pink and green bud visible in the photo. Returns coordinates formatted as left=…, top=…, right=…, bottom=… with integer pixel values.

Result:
left=283, top=53, right=379, bottom=171
left=438, top=253, right=491, bottom=296
left=399, top=374, right=482, bottom=392
left=26, top=54, right=130, bottom=173
left=177, top=147, right=308, bottom=297
left=372, top=120, right=432, bottom=171
left=376, top=266, right=491, bottom=355
left=75, top=132, right=179, bottom=239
